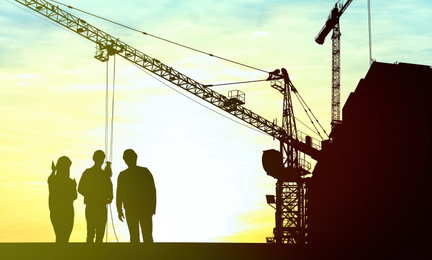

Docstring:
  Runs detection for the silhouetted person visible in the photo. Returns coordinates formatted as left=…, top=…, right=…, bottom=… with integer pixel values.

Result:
left=48, top=156, right=77, bottom=243
left=116, top=149, right=156, bottom=243
left=78, top=150, right=113, bottom=243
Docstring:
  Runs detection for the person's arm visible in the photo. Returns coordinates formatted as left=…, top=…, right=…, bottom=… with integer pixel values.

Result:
left=103, top=163, right=114, bottom=204
left=77, top=170, right=87, bottom=197
left=107, top=177, right=113, bottom=204
left=71, top=178, right=78, bottom=201
left=116, top=173, right=125, bottom=222
left=148, top=169, right=157, bottom=215
left=48, top=161, right=56, bottom=184
left=105, top=161, right=113, bottom=177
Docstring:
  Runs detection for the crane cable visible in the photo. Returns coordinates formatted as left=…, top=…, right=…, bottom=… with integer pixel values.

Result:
left=129, top=59, right=325, bottom=142
left=48, top=0, right=269, bottom=74
left=292, top=87, right=329, bottom=140
left=9, top=0, right=326, bottom=143
left=9, top=0, right=323, bottom=148
left=368, top=0, right=373, bottom=66
left=105, top=55, right=120, bottom=243
left=127, top=60, right=274, bottom=137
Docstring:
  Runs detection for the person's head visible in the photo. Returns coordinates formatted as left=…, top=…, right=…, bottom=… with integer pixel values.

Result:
left=123, top=149, right=137, bottom=168
left=56, top=156, right=72, bottom=177
left=93, top=150, right=105, bottom=167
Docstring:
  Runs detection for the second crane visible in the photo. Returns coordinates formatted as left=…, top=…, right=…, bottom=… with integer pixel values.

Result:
left=315, top=0, right=353, bottom=127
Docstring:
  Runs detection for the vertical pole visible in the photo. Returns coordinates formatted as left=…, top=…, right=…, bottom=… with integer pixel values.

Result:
left=368, top=0, right=373, bottom=66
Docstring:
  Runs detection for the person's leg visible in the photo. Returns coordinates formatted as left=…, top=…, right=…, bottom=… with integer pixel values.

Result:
left=85, top=205, right=96, bottom=243
left=95, top=205, right=107, bottom=243
left=64, top=208, right=74, bottom=243
left=50, top=211, right=61, bottom=242
left=53, top=207, right=74, bottom=243
left=125, top=209, right=140, bottom=243
left=140, top=214, right=153, bottom=244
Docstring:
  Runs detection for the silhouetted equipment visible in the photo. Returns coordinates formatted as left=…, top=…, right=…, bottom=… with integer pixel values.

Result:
left=265, top=194, right=276, bottom=205
left=14, top=0, right=322, bottom=245
left=262, top=150, right=283, bottom=179
left=263, top=69, right=313, bottom=244
left=315, top=0, right=353, bottom=127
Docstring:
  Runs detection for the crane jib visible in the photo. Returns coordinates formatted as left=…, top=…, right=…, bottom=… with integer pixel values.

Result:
left=13, top=0, right=321, bottom=160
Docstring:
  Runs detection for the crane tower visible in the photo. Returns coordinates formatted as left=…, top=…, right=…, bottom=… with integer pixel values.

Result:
left=315, top=0, right=353, bottom=127
left=263, top=69, right=311, bottom=244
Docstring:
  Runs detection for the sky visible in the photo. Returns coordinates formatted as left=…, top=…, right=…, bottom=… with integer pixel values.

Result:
left=0, top=0, right=431, bottom=243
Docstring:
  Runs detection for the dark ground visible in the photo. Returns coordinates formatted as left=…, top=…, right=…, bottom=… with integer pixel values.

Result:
left=0, top=243, right=310, bottom=260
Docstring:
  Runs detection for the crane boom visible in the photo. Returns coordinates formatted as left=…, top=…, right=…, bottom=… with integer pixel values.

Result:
left=339, top=0, right=353, bottom=15
left=315, top=0, right=353, bottom=45
left=13, top=0, right=320, bottom=159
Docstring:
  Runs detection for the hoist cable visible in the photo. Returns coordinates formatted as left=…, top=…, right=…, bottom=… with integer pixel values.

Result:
left=294, top=91, right=324, bottom=140
left=109, top=55, right=116, bottom=163
left=105, top=61, right=109, bottom=158
left=109, top=55, right=119, bottom=243
left=104, top=57, right=120, bottom=243
left=108, top=203, right=119, bottom=242
left=48, top=0, right=269, bottom=74
left=104, top=57, right=110, bottom=243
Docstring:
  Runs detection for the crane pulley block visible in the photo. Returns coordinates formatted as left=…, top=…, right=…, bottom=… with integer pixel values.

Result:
left=94, top=44, right=109, bottom=62
left=94, top=41, right=124, bottom=62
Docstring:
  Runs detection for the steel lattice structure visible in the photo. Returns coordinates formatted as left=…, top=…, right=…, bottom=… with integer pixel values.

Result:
left=331, top=23, right=341, bottom=124
left=315, top=0, right=353, bottom=127
left=277, top=181, right=306, bottom=244
left=266, top=70, right=308, bottom=244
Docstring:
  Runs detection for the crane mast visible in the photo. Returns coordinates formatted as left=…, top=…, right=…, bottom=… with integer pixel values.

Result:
left=13, top=0, right=321, bottom=244
left=315, top=0, right=353, bottom=127
left=265, top=69, right=308, bottom=244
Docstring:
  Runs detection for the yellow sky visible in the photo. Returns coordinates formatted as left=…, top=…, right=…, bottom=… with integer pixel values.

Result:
left=1, top=0, right=431, bottom=242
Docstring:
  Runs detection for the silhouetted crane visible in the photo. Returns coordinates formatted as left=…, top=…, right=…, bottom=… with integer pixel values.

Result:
left=315, top=0, right=353, bottom=127
left=12, top=0, right=323, bottom=245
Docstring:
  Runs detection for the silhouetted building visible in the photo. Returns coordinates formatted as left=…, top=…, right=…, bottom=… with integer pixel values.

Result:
left=308, top=62, right=431, bottom=259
